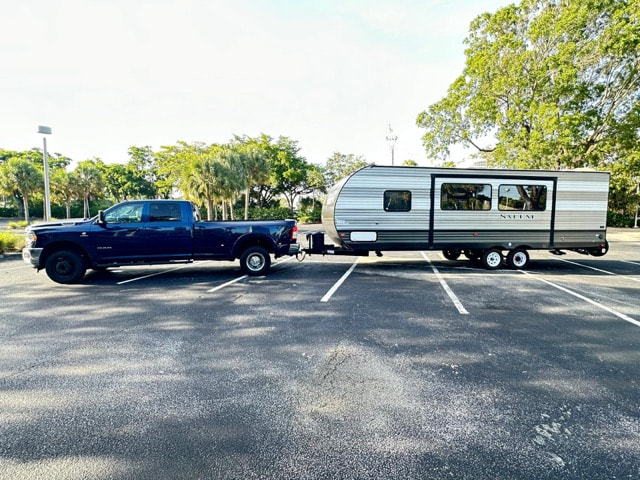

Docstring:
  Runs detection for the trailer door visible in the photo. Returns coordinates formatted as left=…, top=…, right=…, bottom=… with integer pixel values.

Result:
left=431, top=176, right=556, bottom=250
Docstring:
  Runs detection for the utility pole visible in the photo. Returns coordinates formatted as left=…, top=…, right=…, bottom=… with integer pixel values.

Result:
left=386, top=124, right=397, bottom=166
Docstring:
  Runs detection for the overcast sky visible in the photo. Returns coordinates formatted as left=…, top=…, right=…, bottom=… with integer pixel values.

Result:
left=1, top=0, right=507, bottom=168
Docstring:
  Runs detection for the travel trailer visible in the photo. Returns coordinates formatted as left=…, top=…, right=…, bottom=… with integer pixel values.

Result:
left=307, top=166, right=609, bottom=270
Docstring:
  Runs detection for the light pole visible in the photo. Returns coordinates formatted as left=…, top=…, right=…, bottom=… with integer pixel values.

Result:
left=38, top=125, right=52, bottom=221
left=633, top=177, right=639, bottom=229
left=386, top=124, right=397, bottom=166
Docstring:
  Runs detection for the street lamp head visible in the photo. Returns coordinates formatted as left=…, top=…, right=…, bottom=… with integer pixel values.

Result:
left=37, top=125, right=52, bottom=135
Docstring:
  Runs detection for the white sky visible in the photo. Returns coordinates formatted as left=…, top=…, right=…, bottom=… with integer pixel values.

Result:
left=1, top=0, right=507, bottom=168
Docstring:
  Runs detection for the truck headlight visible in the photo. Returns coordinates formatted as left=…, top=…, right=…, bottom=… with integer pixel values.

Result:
left=25, top=231, right=37, bottom=248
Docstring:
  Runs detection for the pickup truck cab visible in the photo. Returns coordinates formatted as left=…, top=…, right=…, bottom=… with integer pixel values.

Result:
left=22, top=199, right=299, bottom=284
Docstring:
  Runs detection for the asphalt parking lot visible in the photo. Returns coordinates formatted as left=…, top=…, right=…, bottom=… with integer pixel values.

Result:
left=1, top=232, right=639, bottom=479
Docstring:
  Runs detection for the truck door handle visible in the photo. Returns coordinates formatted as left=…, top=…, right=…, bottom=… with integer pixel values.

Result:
left=175, top=226, right=187, bottom=231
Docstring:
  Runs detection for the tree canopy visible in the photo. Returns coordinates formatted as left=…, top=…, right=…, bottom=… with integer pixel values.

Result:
left=417, top=0, right=640, bottom=171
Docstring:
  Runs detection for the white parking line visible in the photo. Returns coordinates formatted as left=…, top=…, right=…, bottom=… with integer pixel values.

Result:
left=519, top=270, right=640, bottom=328
left=207, top=275, right=248, bottom=292
left=557, top=258, right=640, bottom=284
left=619, top=259, right=640, bottom=266
left=320, top=258, right=359, bottom=303
left=0, top=265, right=30, bottom=271
left=117, top=264, right=194, bottom=285
left=421, top=252, right=469, bottom=315
left=207, top=256, right=294, bottom=293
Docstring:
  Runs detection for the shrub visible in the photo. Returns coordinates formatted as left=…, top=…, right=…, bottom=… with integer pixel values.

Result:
left=607, top=210, right=634, bottom=228
left=248, top=207, right=293, bottom=220
left=7, top=221, right=28, bottom=229
left=0, top=207, right=19, bottom=217
left=0, top=231, right=24, bottom=254
left=297, top=205, right=322, bottom=223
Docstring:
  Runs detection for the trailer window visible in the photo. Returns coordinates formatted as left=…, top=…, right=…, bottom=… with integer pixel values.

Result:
left=384, top=190, right=411, bottom=212
left=441, top=184, right=492, bottom=210
left=498, top=185, right=547, bottom=211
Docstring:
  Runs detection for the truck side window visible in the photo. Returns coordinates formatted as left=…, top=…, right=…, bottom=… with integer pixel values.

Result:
left=441, top=184, right=492, bottom=210
left=498, top=185, right=547, bottom=211
left=149, top=202, right=183, bottom=222
left=384, top=190, right=411, bottom=212
left=104, top=203, right=144, bottom=223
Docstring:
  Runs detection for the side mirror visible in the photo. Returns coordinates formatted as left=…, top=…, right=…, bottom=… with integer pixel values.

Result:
left=97, top=210, right=106, bottom=226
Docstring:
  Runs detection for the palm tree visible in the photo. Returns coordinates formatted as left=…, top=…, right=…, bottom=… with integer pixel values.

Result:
left=74, top=160, right=104, bottom=218
left=233, top=140, right=270, bottom=220
left=0, top=157, right=42, bottom=224
left=50, top=169, right=79, bottom=218
left=183, top=152, right=224, bottom=221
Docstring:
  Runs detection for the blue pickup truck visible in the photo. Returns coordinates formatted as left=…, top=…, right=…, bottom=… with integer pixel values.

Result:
left=22, top=199, right=299, bottom=284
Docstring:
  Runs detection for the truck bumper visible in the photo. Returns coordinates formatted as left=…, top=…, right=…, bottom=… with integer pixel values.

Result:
left=22, top=248, right=43, bottom=268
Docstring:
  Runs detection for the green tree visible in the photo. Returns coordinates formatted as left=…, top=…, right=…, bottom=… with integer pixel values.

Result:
left=127, top=146, right=160, bottom=198
left=323, top=152, right=368, bottom=187
left=402, top=159, right=418, bottom=166
left=74, top=160, right=105, bottom=218
left=50, top=169, right=80, bottom=219
left=231, top=135, right=271, bottom=220
left=417, top=0, right=640, bottom=176
left=269, top=136, right=318, bottom=213
left=0, top=157, right=43, bottom=224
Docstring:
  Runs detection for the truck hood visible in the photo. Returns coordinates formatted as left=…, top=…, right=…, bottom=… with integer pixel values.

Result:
left=29, top=218, right=94, bottom=230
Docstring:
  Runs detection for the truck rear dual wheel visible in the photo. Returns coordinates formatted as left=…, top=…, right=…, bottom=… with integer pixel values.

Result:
left=45, top=250, right=87, bottom=284
left=240, top=246, right=271, bottom=276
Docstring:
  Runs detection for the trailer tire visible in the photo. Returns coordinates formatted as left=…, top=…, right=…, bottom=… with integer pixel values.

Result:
left=240, top=246, right=271, bottom=276
left=45, top=249, right=86, bottom=284
left=442, top=249, right=461, bottom=261
left=464, top=249, right=481, bottom=261
left=481, top=248, right=503, bottom=270
left=507, top=248, right=529, bottom=269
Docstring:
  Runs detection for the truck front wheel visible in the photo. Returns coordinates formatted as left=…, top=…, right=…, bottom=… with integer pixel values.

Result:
left=240, top=246, right=271, bottom=276
left=45, top=250, right=87, bottom=284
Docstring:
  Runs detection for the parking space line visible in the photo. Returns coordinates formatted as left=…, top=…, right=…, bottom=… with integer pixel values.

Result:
left=421, top=252, right=469, bottom=315
left=556, top=258, right=640, bottom=284
left=206, top=256, right=294, bottom=293
left=619, top=259, right=640, bottom=266
left=207, top=275, right=248, bottom=292
left=519, top=270, right=640, bottom=328
left=117, top=264, right=194, bottom=285
left=320, top=258, right=359, bottom=303
left=0, top=265, right=30, bottom=271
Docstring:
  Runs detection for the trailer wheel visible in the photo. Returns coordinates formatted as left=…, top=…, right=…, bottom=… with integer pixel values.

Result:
left=45, top=249, right=87, bottom=284
left=481, top=248, right=503, bottom=270
left=442, top=249, right=461, bottom=261
left=240, top=246, right=271, bottom=276
left=464, top=249, right=481, bottom=260
left=507, top=248, right=529, bottom=269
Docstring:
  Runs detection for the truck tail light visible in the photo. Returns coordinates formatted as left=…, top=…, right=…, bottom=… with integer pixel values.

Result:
left=290, top=225, right=298, bottom=242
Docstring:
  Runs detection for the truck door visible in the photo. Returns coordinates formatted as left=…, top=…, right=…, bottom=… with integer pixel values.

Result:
left=432, top=176, right=555, bottom=249
left=88, top=201, right=147, bottom=262
left=142, top=201, right=193, bottom=259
